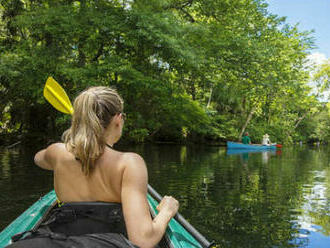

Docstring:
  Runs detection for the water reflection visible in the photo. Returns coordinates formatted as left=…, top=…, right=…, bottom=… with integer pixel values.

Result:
left=226, top=149, right=276, bottom=156
left=0, top=145, right=330, bottom=247
left=226, top=148, right=278, bottom=165
left=0, top=147, right=53, bottom=229
left=291, top=169, right=330, bottom=247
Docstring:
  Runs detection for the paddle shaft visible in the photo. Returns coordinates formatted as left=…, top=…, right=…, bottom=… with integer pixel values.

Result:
left=147, top=185, right=214, bottom=248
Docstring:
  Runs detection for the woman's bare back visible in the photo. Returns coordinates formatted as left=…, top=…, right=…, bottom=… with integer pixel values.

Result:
left=50, top=143, right=126, bottom=203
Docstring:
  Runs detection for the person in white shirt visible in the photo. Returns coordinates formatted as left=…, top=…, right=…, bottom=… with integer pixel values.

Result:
left=262, top=134, right=271, bottom=146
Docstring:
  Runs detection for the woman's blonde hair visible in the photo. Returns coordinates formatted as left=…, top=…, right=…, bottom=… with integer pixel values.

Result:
left=62, top=86, right=123, bottom=176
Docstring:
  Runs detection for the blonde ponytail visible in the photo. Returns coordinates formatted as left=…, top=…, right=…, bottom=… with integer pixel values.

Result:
left=62, top=86, right=123, bottom=176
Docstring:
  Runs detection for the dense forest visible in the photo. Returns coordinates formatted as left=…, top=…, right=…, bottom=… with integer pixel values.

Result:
left=1, top=0, right=330, bottom=145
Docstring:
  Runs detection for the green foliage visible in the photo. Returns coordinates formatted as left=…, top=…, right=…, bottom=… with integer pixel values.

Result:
left=0, top=0, right=326, bottom=144
left=313, top=59, right=330, bottom=97
left=126, top=128, right=149, bottom=143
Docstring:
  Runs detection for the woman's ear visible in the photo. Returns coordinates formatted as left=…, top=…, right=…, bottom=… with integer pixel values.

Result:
left=114, top=113, right=121, bottom=126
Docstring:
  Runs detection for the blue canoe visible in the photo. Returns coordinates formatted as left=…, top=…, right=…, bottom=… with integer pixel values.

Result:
left=227, top=141, right=276, bottom=150
left=0, top=190, right=204, bottom=248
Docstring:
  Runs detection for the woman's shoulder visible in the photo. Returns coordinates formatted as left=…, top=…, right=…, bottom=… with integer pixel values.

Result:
left=118, top=152, right=148, bottom=186
left=121, top=151, right=144, bottom=162
left=101, top=151, right=147, bottom=179
left=117, top=152, right=146, bottom=171
left=45, top=143, right=74, bottom=160
left=121, top=151, right=143, bottom=160
left=47, top=142, right=65, bottom=149
left=46, top=142, right=67, bottom=153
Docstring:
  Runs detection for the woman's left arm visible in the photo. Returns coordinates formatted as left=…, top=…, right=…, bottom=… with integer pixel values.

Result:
left=34, top=143, right=58, bottom=170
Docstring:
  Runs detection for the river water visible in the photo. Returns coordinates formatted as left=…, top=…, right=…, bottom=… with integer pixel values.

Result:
left=0, top=144, right=329, bottom=248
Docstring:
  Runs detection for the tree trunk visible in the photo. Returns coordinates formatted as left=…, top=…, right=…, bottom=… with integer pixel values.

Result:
left=189, top=82, right=196, bottom=100
left=207, top=87, right=213, bottom=108
left=294, top=113, right=308, bottom=129
left=238, top=106, right=256, bottom=141
left=285, top=112, right=308, bottom=139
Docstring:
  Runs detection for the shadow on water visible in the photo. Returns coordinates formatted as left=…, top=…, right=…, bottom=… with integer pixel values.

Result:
left=1, top=144, right=330, bottom=248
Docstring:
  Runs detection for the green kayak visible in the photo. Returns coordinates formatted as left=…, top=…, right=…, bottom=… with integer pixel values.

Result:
left=0, top=190, right=204, bottom=248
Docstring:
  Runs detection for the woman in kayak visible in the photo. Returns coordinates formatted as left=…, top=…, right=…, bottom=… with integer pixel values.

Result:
left=8, top=86, right=179, bottom=248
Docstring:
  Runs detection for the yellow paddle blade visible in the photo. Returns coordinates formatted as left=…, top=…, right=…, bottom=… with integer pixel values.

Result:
left=43, top=77, right=74, bottom=115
